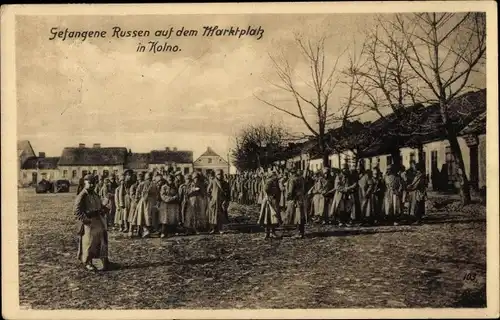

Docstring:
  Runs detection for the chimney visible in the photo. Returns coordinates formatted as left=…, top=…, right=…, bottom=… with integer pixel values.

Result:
left=165, top=147, right=170, bottom=152
left=38, top=152, right=46, bottom=158
left=78, top=143, right=86, bottom=148
left=173, top=147, right=177, bottom=151
left=93, top=143, right=101, bottom=148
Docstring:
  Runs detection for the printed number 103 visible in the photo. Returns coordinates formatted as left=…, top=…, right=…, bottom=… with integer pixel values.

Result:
left=464, top=273, right=477, bottom=281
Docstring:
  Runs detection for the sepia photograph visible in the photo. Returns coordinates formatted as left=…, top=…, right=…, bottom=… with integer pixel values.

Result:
left=1, top=2, right=498, bottom=319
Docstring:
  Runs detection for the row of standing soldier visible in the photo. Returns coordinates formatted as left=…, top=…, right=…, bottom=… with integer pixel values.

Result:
left=229, top=159, right=427, bottom=239
left=89, top=169, right=231, bottom=238
left=73, top=162, right=427, bottom=271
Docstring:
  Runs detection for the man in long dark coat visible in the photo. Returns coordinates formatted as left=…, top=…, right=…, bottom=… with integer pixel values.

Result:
left=74, top=174, right=116, bottom=271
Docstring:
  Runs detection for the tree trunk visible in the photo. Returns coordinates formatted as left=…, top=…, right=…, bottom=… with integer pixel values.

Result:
left=440, top=98, right=472, bottom=205
left=448, top=133, right=472, bottom=205
left=322, top=152, right=329, bottom=168
left=319, top=136, right=330, bottom=168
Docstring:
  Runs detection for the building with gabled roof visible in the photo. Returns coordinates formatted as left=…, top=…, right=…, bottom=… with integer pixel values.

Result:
left=20, top=155, right=61, bottom=186
left=193, top=147, right=229, bottom=175
left=17, top=140, right=37, bottom=185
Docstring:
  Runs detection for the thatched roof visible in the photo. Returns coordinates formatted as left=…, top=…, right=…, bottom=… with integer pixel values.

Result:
left=58, top=147, right=128, bottom=166
left=150, top=150, right=193, bottom=164
left=459, top=111, right=486, bottom=136
left=21, top=157, right=60, bottom=170
left=125, top=153, right=150, bottom=169
left=359, top=89, right=486, bottom=157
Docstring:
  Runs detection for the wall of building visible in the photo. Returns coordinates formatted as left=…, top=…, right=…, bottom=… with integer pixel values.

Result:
left=400, top=147, right=419, bottom=169
left=478, top=134, right=486, bottom=189
left=194, top=166, right=229, bottom=175
left=20, top=169, right=60, bottom=186
left=148, top=163, right=193, bottom=174
left=58, top=165, right=124, bottom=184
left=309, top=158, right=323, bottom=172
left=329, top=150, right=358, bottom=170
left=360, top=154, right=391, bottom=173
left=423, top=138, right=470, bottom=185
left=194, top=155, right=229, bottom=173
left=285, top=153, right=310, bottom=171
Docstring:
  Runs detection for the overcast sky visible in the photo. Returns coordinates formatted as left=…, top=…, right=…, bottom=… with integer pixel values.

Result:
left=16, top=13, right=485, bottom=160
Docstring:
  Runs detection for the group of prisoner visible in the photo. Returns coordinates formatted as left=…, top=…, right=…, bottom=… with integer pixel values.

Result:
left=228, top=160, right=427, bottom=238
left=73, top=160, right=427, bottom=271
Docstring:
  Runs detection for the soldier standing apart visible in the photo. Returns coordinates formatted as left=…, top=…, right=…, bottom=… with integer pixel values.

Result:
left=74, top=174, right=116, bottom=272
left=286, top=169, right=307, bottom=239
left=207, top=169, right=231, bottom=234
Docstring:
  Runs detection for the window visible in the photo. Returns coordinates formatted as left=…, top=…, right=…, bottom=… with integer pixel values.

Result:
left=431, top=150, right=438, bottom=169
left=387, top=155, right=393, bottom=165
left=72, top=170, right=77, bottom=178
left=62, top=170, right=68, bottom=178
left=208, top=158, right=213, bottom=164
left=41, top=173, right=47, bottom=179
left=82, top=170, right=88, bottom=177
left=184, top=167, right=190, bottom=174
left=103, top=170, right=109, bottom=178
left=93, top=170, right=98, bottom=176
left=409, top=152, right=416, bottom=164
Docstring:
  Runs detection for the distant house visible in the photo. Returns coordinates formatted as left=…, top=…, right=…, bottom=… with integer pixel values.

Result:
left=148, top=147, right=193, bottom=174
left=19, top=153, right=60, bottom=186
left=57, top=143, right=128, bottom=184
left=356, top=89, right=486, bottom=191
left=17, top=140, right=36, bottom=184
left=193, top=147, right=229, bottom=175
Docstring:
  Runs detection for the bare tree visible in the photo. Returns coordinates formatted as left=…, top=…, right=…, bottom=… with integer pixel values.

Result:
left=386, top=12, right=486, bottom=204
left=255, top=35, right=363, bottom=167
left=347, top=17, right=426, bottom=167
left=232, top=122, right=290, bottom=172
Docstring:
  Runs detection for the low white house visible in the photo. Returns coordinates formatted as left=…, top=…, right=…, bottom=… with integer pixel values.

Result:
left=193, top=147, right=229, bottom=175
left=57, top=143, right=128, bottom=185
left=20, top=154, right=60, bottom=186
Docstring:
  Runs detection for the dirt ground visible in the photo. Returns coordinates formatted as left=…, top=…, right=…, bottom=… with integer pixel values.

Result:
left=18, top=187, right=486, bottom=309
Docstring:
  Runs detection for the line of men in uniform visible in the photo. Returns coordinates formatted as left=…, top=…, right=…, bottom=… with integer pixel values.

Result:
left=73, top=161, right=426, bottom=271
left=73, top=169, right=231, bottom=271
left=230, top=159, right=428, bottom=239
